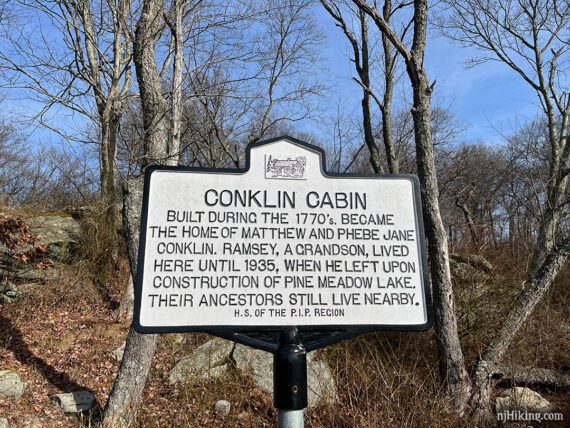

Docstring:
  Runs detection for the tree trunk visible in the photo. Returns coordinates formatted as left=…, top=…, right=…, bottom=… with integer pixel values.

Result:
left=104, top=178, right=158, bottom=427
left=104, top=329, right=158, bottom=427
left=529, top=76, right=569, bottom=272
left=470, top=245, right=570, bottom=420
left=319, top=2, right=384, bottom=173
left=412, top=69, right=471, bottom=410
left=456, top=197, right=479, bottom=247
left=482, top=245, right=569, bottom=366
left=408, top=0, right=470, bottom=410
left=531, top=177, right=567, bottom=271
left=168, top=0, right=184, bottom=163
left=492, top=364, right=570, bottom=389
left=100, top=117, right=117, bottom=233
left=489, top=211, right=498, bottom=249
left=381, top=0, right=397, bottom=174
left=352, top=0, right=471, bottom=411
left=362, top=92, right=382, bottom=172
left=134, top=0, right=171, bottom=167
left=359, top=10, right=383, bottom=174
left=104, top=0, right=171, bottom=425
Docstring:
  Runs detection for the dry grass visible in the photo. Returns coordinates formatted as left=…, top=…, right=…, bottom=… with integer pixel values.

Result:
left=74, top=204, right=120, bottom=283
left=0, top=217, right=568, bottom=427
left=308, top=333, right=465, bottom=427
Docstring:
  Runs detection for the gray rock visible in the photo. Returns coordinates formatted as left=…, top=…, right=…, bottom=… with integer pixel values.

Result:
left=8, top=264, right=63, bottom=283
left=0, top=280, right=17, bottom=303
left=170, top=338, right=338, bottom=408
left=51, top=391, right=95, bottom=413
left=307, top=359, right=338, bottom=406
left=232, top=344, right=338, bottom=407
left=214, top=400, right=231, bottom=418
left=495, top=387, right=554, bottom=414
left=233, top=345, right=274, bottom=392
left=450, top=253, right=494, bottom=287
left=168, top=338, right=233, bottom=384
left=0, top=213, right=81, bottom=263
left=0, top=214, right=80, bottom=302
left=0, top=417, right=8, bottom=428
left=0, top=371, right=27, bottom=398
left=110, top=342, right=126, bottom=362
left=25, top=215, right=81, bottom=262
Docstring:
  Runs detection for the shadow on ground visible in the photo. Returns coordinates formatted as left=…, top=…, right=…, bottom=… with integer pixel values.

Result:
left=0, top=311, right=103, bottom=419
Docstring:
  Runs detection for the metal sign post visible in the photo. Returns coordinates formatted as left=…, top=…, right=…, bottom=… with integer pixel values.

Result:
left=132, top=136, right=432, bottom=425
left=274, top=328, right=307, bottom=428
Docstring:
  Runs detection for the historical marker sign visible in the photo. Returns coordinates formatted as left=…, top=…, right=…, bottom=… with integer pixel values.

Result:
left=134, top=137, right=431, bottom=351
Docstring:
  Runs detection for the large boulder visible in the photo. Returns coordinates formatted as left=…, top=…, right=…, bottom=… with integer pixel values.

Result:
left=232, top=345, right=273, bottom=393
left=169, top=338, right=338, bottom=407
left=232, top=344, right=337, bottom=407
left=24, top=214, right=81, bottom=262
left=168, top=338, right=234, bottom=384
left=307, top=360, right=338, bottom=406
left=0, top=280, right=18, bottom=304
left=0, top=213, right=80, bottom=302
left=450, top=253, right=493, bottom=286
left=495, top=387, right=554, bottom=414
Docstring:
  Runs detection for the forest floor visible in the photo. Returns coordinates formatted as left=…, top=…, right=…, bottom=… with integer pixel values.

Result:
left=0, top=248, right=569, bottom=427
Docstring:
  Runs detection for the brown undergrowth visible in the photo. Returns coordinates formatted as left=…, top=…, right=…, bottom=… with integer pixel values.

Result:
left=0, top=226, right=568, bottom=426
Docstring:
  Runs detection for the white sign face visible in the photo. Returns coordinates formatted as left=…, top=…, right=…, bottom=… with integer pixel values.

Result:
left=135, top=139, right=429, bottom=331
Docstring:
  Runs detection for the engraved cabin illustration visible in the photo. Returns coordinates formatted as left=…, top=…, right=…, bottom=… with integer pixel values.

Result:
left=265, top=155, right=307, bottom=179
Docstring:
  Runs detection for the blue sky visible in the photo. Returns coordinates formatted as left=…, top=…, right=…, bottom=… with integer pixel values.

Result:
left=425, top=35, right=539, bottom=143
left=311, top=6, right=541, bottom=146
left=2, top=3, right=543, bottom=150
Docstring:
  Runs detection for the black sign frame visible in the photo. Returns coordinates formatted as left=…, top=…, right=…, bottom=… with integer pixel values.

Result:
left=133, top=136, right=432, bottom=352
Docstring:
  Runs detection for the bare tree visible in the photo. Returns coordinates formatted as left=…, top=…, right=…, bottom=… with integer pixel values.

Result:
left=179, top=0, right=323, bottom=168
left=103, top=0, right=168, bottom=425
left=249, top=0, right=323, bottom=143
left=320, top=0, right=383, bottom=172
left=379, top=0, right=399, bottom=173
left=166, top=0, right=184, bottom=155
left=438, top=0, right=570, bottom=419
left=503, top=120, right=554, bottom=251
left=116, top=0, right=322, bottom=170
left=0, top=110, right=97, bottom=208
left=436, top=143, right=510, bottom=250
left=0, top=0, right=134, bottom=230
left=323, top=101, right=363, bottom=172
left=320, top=0, right=402, bottom=173
left=26, top=145, right=99, bottom=209
left=0, top=119, right=34, bottom=203
left=440, top=0, right=570, bottom=271
left=352, top=0, right=471, bottom=410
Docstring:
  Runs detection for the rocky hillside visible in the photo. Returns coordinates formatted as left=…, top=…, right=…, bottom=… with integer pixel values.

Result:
left=0, top=213, right=81, bottom=304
